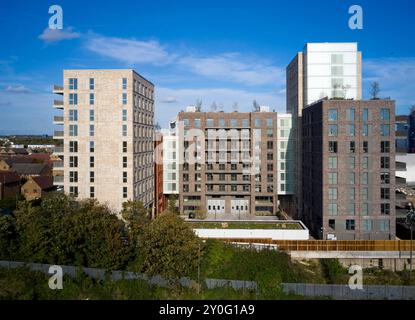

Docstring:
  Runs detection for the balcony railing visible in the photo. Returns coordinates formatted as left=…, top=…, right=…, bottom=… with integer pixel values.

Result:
left=396, top=176, right=407, bottom=186
left=53, top=130, right=64, bottom=138
left=53, top=116, right=64, bottom=124
left=53, top=100, right=64, bottom=109
left=53, top=85, right=64, bottom=93
left=54, top=146, right=64, bottom=153
left=53, top=175, right=64, bottom=183
left=53, top=161, right=64, bottom=168
left=396, top=161, right=406, bottom=171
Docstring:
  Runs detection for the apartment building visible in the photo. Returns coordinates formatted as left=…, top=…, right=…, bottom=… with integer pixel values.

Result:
left=176, top=107, right=284, bottom=217
left=287, top=42, right=362, bottom=218
left=154, top=132, right=166, bottom=216
left=52, top=69, right=155, bottom=213
left=302, top=99, right=397, bottom=240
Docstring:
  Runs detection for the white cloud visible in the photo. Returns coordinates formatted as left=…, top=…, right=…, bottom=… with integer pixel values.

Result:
left=363, top=57, right=415, bottom=109
left=155, top=87, right=286, bottom=128
left=38, top=27, right=80, bottom=43
left=84, top=35, right=174, bottom=65
left=179, top=53, right=284, bottom=86
left=161, top=96, right=179, bottom=103
left=83, top=35, right=283, bottom=87
left=5, top=84, right=31, bottom=93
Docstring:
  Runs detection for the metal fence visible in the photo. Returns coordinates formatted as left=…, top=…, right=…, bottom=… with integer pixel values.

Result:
left=0, top=260, right=256, bottom=292
left=282, top=283, right=415, bottom=300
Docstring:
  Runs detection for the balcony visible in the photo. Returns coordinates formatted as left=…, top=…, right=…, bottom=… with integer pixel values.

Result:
left=396, top=147, right=407, bottom=155
left=53, top=116, right=64, bottom=125
left=53, top=130, right=64, bottom=139
left=396, top=131, right=408, bottom=139
left=53, top=85, right=64, bottom=95
left=53, top=175, right=64, bottom=185
left=53, top=146, right=64, bottom=155
left=53, top=99, right=64, bottom=109
left=396, top=176, right=407, bottom=186
left=53, top=161, right=64, bottom=169
left=396, top=161, right=406, bottom=171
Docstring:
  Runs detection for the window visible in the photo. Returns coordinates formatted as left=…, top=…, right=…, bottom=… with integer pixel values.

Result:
left=266, top=118, right=273, bottom=127
left=206, top=118, right=214, bottom=127
left=69, top=109, right=78, bottom=122
left=348, top=156, right=355, bottom=169
left=89, top=93, right=94, bottom=105
left=328, top=125, right=338, bottom=136
left=89, top=125, right=94, bottom=137
left=349, top=188, right=355, bottom=200
left=328, top=173, right=338, bottom=184
left=347, top=108, right=355, bottom=121
left=183, top=118, right=189, bottom=126
left=194, top=119, right=201, bottom=128
left=381, top=124, right=390, bottom=136
left=242, top=119, right=249, bottom=127
left=219, top=185, right=225, bottom=192
left=381, top=203, right=390, bottom=215
left=267, top=164, right=273, bottom=171
left=122, top=125, right=127, bottom=137
left=69, top=141, right=78, bottom=153
left=122, top=78, right=127, bottom=90
left=267, top=174, right=273, bottom=182
left=69, top=93, right=78, bottom=105
left=328, top=188, right=338, bottom=200
left=90, top=171, right=94, bottom=183
left=346, top=220, right=355, bottom=231
left=348, top=203, right=356, bottom=215
left=328, top=109, right=338, bottom=121
left=183, top=184, right=189, bottom=192
left=380, top=220, right=390, bottom=232
left=361, top=172, right=368, bottom=185
left=230, top=119, right=238, bottom=127
left=89, top=78, right=94, bottom=90
left=380, top=108, right=390, bottom=121
left=267, top=141, right=273, bottom=149
left=381, top=172, right=390, bottom=184
left=362, top=156, right=368, bottom=169
left=69, top=171, right=78, bottom=183
left=231, top=164, right=237, bottom=170
left=122, top=93, right=127, bottom=105
left=219, top=118, right=225, bottom=127
left=90, top=141, right=95, bottom=153
left=267, top=153, right=273, bottom=161
left=381, top=188, right=390, bottom=200
left=381, top=157, right=390, bottom=169
left=349, top=141, right=356, bottom=153
left=69, top=156, right=78, bottom=168
left=329, top=219, right=336, bottom=230
left=123, top=172, right=127, bottom=183
left=328, top=141, right=337, bottom=153
left=69, top=124, right=78, bottom=136
left=363, top=141, right=368, bottom=153
left=69, top=78, right=77, bottom=90
left=123, top=187, right=128, bottom=199
left=362, top=124, right=369, bottom=136
left=381, top=141, right=390, bottom=153
left=362, top=220, right=373, bottom=232
left=122, top=109, right=127, bottom=121
left=195, top=184, right=201, bottom=192
left=363, top=108, right=369, bottom=122
left=328, top=203, right=338, bottom=215
left=361, top=188, right=369, bottom=201
left=69, top=186, right=78, bottom=197
left=331, top=53, right=343, bottom=64
left=348, top=124, right=355, bottom=136
left=123, top=141, right=127, bottom=153
left=231, top=185, right=237, bottom=192
left=90, top=156, right=94, bottom=168
left=123, top=156, right=127, bottom=168
left=328, top=157, right=337, bottom=169
left=90, top=186, right=95, bottom=198
left=254, top=118, right=261, bottom=127
left=90, top=109, right=94, bottom=121
left=349, top=172, right=355, bottom=184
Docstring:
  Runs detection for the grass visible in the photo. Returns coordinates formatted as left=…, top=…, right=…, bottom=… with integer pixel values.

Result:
left=186, top=221, right=303, bottom=230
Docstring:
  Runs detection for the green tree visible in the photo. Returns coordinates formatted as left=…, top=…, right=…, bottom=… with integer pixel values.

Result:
left=138, top=213, right=200, bottom=279
left=167, top=195, right=179, bottom=214
left=0, top=215, right=18, bottom=260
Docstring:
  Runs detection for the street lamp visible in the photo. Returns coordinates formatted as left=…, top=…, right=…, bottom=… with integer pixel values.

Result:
left=406, top=203, right=415, bottom=281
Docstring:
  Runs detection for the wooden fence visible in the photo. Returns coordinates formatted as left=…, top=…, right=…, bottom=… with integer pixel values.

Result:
left=208, top=239, right=415, bottom=252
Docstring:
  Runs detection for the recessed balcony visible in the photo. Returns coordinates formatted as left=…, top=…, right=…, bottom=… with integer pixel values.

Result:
left=53, top=85, right=64, bottom=95
left=53, top=175, right=64, bottom=185
left=53, top=116, right=64, bottom=125
left=53, top=161, right=64, bottom=170
left=53, top=100, right=64, bottom=109
left=53, top=130, right=64, bottom=139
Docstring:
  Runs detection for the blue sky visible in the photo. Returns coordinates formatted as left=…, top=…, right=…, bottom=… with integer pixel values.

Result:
left=0, top=0, right=414, bottom=134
